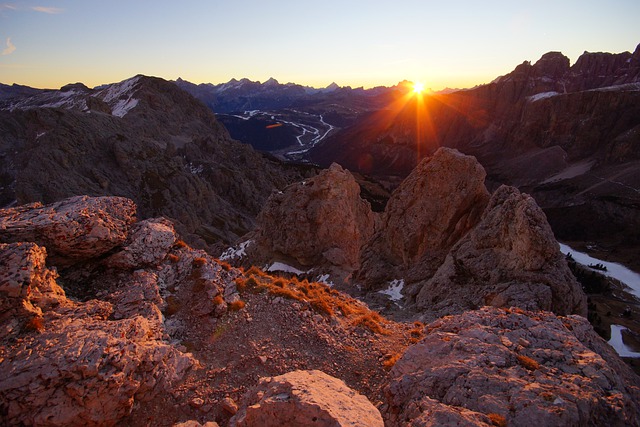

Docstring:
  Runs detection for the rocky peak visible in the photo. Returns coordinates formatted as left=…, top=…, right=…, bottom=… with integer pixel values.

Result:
left=531, top=51, right=570, bottom=79
left=251, top=162, right=375, bottom=273
left=415, top=185, right=587, bottom=317
left=358, top=147, right=489, bottom=288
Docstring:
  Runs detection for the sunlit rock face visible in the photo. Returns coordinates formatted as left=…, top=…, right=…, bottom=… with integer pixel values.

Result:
left=357, top=147, right=490, bottom=289
left=385, top=307, right=640, bottom=427
left=251, top=162, right=376, bottom=272
left=415, top=185, right=587, bottom=317
left=230, top=370, right=384, bottom=427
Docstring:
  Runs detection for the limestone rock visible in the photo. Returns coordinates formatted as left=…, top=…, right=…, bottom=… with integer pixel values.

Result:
left=385, top=307, right=640, bottom=427
left=229, top=370, right=384, bottom=427
left=104, top=217, right=177, bottom=269
left=254, top=163, right=375, bottom=270
left=0, top=242, right=65, bottom=339
left=358, top=147, right=489, bottom=288
left=0, top=195, right=136, bottom=265
left=415, top=185, right=587, bottom=316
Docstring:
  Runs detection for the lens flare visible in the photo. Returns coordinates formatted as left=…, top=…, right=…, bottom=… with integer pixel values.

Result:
left=413, top=82, right=425, bottom=93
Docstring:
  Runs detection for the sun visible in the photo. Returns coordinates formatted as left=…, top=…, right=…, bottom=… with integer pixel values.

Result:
left=413, top=81, right=425, bottom=94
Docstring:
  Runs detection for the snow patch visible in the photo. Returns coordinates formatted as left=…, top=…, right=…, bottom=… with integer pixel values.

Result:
left=316, top=274, right=334, bottom=287
left=95, top=76, right=141, bottom=117
left=608, top=325, right=640, bottom=358
left=559, top=243, right=640, bottom=299
left=266, top=262, right=308, bottom=275
left=527, top=91, right=560, bottom=102
left=220, top=240, right=253, bottom=261
left=378, top=279, right=404, bottom=303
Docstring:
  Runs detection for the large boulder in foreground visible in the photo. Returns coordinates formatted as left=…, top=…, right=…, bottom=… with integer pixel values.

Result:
left=385, top=307, right=640, bottom=427
left=358, top=147, right=489, bottom=288
left=254, top=163, right=375, bottom=270
left=230, top=370, right=384, bottom=427
left=0, top=195, right=136, bottom=265
left=415, top=185, right=587, bottom=316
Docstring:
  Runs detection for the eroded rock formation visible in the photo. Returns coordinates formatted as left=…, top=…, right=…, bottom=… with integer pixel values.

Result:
left=358, top=147, right=490, bottom=288
left=415, top=185, right=587, bottom=317
left=251, top=162, right=376, bottom=271
left=385, top=307, right=640, bottom=427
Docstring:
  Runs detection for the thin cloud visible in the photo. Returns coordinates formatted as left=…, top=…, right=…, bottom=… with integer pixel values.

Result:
left=2, top=37, right=15, bottom=55
left=31, top=6, right=63, bottom=14
left=1, top=4, right=17, bottom=10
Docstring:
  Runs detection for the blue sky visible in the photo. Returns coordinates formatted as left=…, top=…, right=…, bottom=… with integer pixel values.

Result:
left=1, top=1, right=639, bottom=90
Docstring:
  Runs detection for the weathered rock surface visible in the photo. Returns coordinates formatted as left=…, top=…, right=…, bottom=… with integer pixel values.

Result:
left=0, top=195, right=136, bottom=265
left=385, top=307, right=640, bottom=427
left=254, top=163, right=375, bottom=270
left=415, top=185, right=587, bottom=317
left=104, top=217, right=177, bottom=269
left=230, top=370, right=384, bottom=427
left=358, top=147, right=489, bottom=288
left=0, top=197, right=199, bottom=426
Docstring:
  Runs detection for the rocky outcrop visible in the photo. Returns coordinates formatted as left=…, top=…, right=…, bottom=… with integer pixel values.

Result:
left=229, top=370, right=384, bottom=427
left=0, top=195, right=136, bottom=265
left=385, top=307, right=640, bottom=427
left=0, top=196, right=202, bottom=426
left=253, top=163, right=375, bottom=270
left=358, top=147, right=489, bottom=288
left=415, top=185, right=586, bottom=316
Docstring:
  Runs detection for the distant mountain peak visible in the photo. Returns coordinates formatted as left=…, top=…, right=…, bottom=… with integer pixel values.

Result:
left=264, top=77, right=279, bottom=86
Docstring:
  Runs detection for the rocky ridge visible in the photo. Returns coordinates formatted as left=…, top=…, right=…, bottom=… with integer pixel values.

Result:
left=0, top=75, right=313, bottom=249
left=1, top=187, right=638, bottom=426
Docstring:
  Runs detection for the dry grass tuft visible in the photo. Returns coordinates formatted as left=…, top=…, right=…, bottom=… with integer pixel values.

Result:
left=228, top=300, right=246, bottom=311
left=487, top=413, right=507, bottom=427
left=516, top=354, right=540, bottom=371
left=175, top=240, right=188, bottom=248
left=192, top=257, right=207, bottom=268
left=236, top=265, right=391, bottom=334
left=212, top=295, right=224, bottom=305
left=382, top=352, right=402, bottom=370
left=167, top=253, right=180, bottom=263
left=25, top=315, right=44, bottom=332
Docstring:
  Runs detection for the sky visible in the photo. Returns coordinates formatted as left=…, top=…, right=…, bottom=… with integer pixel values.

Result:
left=1, top=1, right=639, bottom=90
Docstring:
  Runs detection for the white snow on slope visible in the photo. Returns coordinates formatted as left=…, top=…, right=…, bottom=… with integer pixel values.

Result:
left=608, top=325, right=640, bottom=358
left=527, top=91, right=560, bottom=102
left=378, top=279, right=404, bottom=303
left=559, top=243, right=640, bottom=300
left=266, top=262, right=308, bottom=275
left=220, top=240, right=252, bottom=261
left=94, top=76, right=141, bottom=117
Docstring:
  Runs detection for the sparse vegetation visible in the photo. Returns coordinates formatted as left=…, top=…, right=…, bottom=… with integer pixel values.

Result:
left=487, top=413, right=507, bottom=427
left=192, top=257, right=207, bottom=268
left=175, top=239, right=188, bottom=249
left=167, top=253, right=180, bottom=263
left=382, top=352, right=402, bottom=370
left=516, top=354, right=540, bottom=371
left=236, top=266, right=391, bottom=334
left=228, top=300, right=246, bottom=311
left=25, top=315, right=44, bottom=332
left=212, top=295, right=224, bottom=305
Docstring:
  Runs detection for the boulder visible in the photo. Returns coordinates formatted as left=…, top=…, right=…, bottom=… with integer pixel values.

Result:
left=0, top=195, right=136, bottom=265
left=415, top=185, right=587, bottom=316
left=229, top=370, right=384, bottom=427
left=358, top=147, right=489, bottom=288
left=255, top=163, right=375, bottom=270
left=385, top=307, right=640, bottom=427
left=104, top=217, right=177, bottom=269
